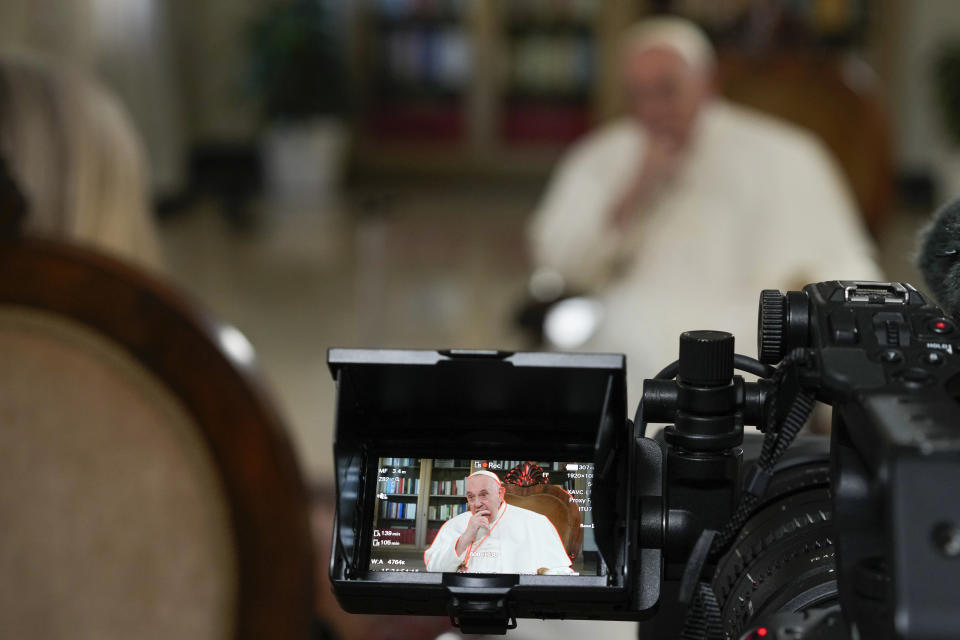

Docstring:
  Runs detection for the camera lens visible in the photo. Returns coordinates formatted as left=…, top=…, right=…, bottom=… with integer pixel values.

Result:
left=712, top=461, right=836, bottom=638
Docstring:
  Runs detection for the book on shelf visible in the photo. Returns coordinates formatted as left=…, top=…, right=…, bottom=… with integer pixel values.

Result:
left=429, top=478, right=465, bottom=495
left=427, top=502, right=468, bottom=521
left=380, top=477, right=421, bottom=495
left=381, top=457, right=419, bottom=467
left=379, top=500, right=418, bottom=520
left=510, top=34, right=593, bottom=96
left=383, top=27, right=470, bottom=92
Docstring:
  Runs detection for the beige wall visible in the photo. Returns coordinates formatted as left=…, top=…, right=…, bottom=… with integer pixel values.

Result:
left=0, top=0, right=97, bottom=67
left=0, top=0, right=187, bottom=196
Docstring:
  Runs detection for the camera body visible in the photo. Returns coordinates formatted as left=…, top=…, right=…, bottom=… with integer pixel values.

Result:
left=765, top=281, right=960, bottom=639
left=328, top=281, right=960, bottom=639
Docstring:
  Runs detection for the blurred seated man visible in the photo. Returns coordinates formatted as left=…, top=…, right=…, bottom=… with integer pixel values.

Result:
left=528, top=17, right=882, bottom=401
left=424, top=470, right=573, bottom=574
left=0, top=51, right=162, bottom=271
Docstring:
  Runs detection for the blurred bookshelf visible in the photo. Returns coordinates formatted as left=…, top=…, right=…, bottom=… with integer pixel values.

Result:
left=500, top=1, right=597, bottom=145
left=349, top=0, right=640, bottom=177
left=348, top=0, right=873, bottom=178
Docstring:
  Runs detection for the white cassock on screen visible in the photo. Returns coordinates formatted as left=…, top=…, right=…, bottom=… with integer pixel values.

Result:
left=424, top=502, right=575, bottom=574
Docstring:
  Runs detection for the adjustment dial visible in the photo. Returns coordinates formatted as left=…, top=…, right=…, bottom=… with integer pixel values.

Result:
left=758, top=290, right=787, bottom=364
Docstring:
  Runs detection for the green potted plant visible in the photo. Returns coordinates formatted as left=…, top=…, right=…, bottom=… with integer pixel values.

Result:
left=933, top=42, right=960, bottom=201
left=248, top=0, right=349, bottom=208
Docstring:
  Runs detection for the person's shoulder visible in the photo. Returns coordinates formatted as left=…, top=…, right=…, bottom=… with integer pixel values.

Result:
left=505, top=503, right=554, bottom=527
left=710, top=100, right=829, bottom=161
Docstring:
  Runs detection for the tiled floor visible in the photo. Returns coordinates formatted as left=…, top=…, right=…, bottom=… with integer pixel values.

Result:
left=159, top=183, right=932, bottom=483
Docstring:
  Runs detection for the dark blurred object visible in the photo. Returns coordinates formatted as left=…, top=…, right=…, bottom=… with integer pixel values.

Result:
left=718, top=50, right=893, bottom=235
left=0, top=155, right=27, bottom=239
left=916, top=196, right=960, bottom=318
left=185, top=144, right=262, bottom=231
left=898, top=172, right=938, bottom=210
left=0, top=230, right=314, bottom=639
left=514, top=294, right=560, bottom=347
left=933, top=42, right=960, bottom=147
left=246, top=0, right=347, bottom=121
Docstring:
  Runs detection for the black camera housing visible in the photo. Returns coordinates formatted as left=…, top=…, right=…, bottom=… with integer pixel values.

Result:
left=328, top=281, right=960, bottom=639
left=759, top=281, right=960, bottom=639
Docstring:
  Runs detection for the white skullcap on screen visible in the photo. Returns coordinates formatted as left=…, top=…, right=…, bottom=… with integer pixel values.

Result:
left=620, top=16, right=716, bottom=73
left=467, top=470, right=502, bottom=486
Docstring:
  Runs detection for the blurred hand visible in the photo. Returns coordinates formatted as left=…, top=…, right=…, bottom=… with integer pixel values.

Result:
left=611, top=135, right=685, bottom=229
left=639, top=134, right=684, bottom=186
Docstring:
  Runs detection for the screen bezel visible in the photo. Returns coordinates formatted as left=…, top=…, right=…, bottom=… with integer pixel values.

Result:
left=328, top=348, right=646, bottom=620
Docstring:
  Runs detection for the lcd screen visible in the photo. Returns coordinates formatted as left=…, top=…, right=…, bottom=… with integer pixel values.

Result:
left=370, top=457, right=600, bottom=575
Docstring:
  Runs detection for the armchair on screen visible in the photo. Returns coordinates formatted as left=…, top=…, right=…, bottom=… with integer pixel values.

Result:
left=503, top=461, right=584, bottom=565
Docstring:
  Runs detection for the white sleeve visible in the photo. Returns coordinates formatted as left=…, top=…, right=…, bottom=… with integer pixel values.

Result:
left=527, top=125, right=644, bottom=292
left=423, top=518, right=467, bottom=572
left=530, top=514, right=573, bottom=573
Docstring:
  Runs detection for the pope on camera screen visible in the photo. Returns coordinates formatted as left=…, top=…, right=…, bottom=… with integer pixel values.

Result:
left=370, top=458, right=599, bottom=575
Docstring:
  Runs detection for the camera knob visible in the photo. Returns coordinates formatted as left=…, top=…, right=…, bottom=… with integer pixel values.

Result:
left=678, top=330, right=734, bottom=385
left=758, top=290, right=787, bottom=364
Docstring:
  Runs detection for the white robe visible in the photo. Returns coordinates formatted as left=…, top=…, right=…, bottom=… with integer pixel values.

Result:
left=423, top=502, right=573, bottom=574
left=528, top=99, right=884, bottom=403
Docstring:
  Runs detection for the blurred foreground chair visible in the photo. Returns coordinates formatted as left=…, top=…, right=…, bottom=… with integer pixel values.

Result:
left=0, top=176, right=314, bottom=639
left=503, top=462, right=583, bottom=563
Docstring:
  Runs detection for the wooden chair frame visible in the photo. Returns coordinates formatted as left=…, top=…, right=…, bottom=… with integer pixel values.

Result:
left=0, top=238, right=315, bottom=640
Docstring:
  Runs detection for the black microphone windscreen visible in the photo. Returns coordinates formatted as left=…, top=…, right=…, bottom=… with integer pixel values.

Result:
left=916, top=197, right=960, bottom=317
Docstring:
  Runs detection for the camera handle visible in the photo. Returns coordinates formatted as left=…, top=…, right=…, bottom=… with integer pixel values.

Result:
left=639, top=332, right=775, bottom=562
left=631, top=332, right=784, bottom=639
left=665, top=346, right=817, bottom=640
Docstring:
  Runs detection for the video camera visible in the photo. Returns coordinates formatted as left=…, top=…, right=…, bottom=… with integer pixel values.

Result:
left=328, top=281, right=960, bottom=639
